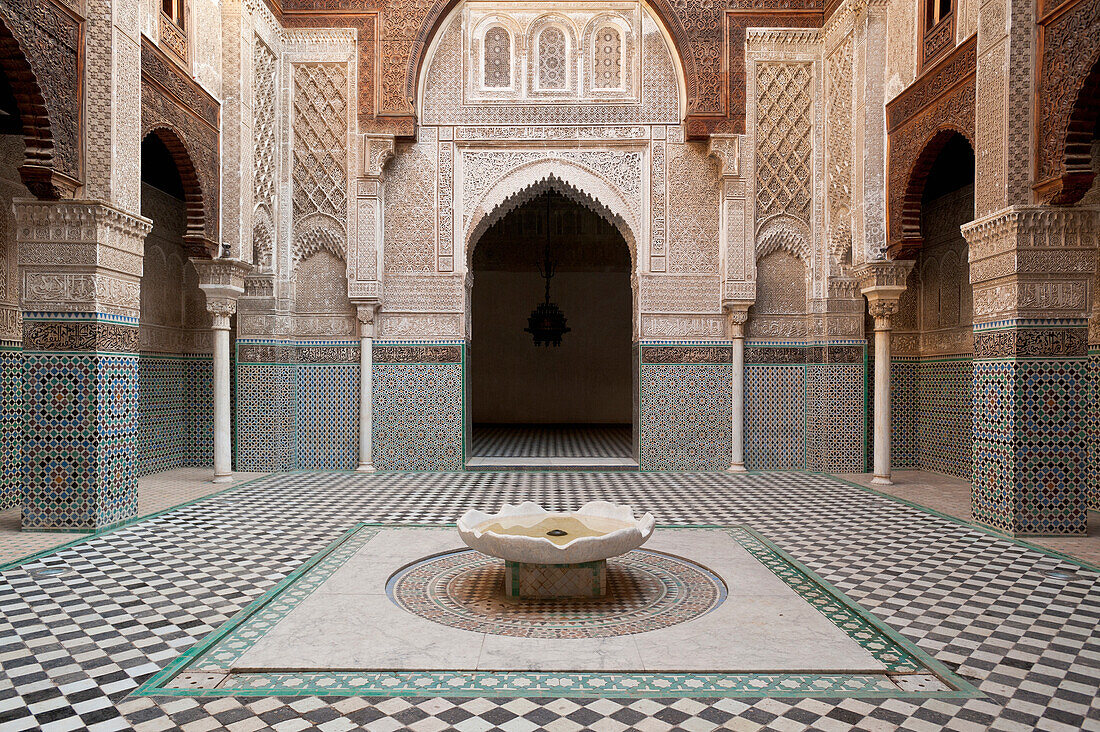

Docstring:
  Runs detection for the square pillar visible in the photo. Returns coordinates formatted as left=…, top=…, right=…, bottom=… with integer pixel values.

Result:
left=964, top=206, right=1099, bottom=535
left=15, top=200, right=151, bottom=531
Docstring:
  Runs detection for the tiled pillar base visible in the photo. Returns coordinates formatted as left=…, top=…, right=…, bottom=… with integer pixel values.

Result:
left=22, top=316, right=140, bottom=531
left=504, top=559, right=607, bottom=598
left=972, top=323, right=1088, bottom=535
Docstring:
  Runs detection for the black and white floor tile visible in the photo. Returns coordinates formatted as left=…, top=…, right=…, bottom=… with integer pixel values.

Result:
left=0, top=471, right=1098, bottom=731
left=470, top=424, right=633, bottom=458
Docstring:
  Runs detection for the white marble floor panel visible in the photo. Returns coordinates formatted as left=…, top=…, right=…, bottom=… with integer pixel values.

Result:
left=234, top=528, right=883, bottom=673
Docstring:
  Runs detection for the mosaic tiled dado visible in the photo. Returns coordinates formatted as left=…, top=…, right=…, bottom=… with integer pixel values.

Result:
left=297, top=362, right=358, bottom=470
left=805, top=363, right=865, bottom=473
left=639, top=350, right=731, bottom=471
left=22, top=351, right=139, bottom=531
left=374, top=359, right=465, bottom=471
left=917, top=359, right=972, bottom=479
left=891, top=358, right=919, bottom=469
left=745, top=364, right=804, bottom=470
left=135, top=522, right=974, bottom=699
left=235, top=360, right=297, bottom=473
left=137, top=355, right=213, bottom=476
left=0, top=343, right=20, bottom=511
left=973, top=321, right=1088, bottom=536
left=1089, top=350, right=1100, bottom=511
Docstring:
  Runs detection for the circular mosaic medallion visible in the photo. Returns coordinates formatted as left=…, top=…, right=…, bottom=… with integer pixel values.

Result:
left=387, top=549, right=726, bottom=638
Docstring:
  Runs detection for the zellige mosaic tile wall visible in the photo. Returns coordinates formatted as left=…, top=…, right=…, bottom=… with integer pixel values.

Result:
left=638, top=345, right=732, bottom=471
left=373, top=343, right=464, bottom=471
left=0, top=342, right=20, bottom=511
left=136, top=355, right=213, bottom=476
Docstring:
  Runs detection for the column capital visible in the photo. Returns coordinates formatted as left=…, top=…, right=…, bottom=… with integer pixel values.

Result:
left=707, top=135, right=741, bottom=178
left=723, top=302, right=751, bottom=339
left=355, top=303, right=380, bottom=338
left=193, top=258, right=252, bottom=329
left=855, top=259, right=913, bottom=331
left=361, top=134, right=396, bottom=180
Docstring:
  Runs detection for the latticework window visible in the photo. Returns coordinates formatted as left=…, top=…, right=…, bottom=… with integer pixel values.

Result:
left=593, top=26, right=621, bottom=89
left=538, top=28, right=567, bottom=90
left=483, top=27, right=511, bottom=88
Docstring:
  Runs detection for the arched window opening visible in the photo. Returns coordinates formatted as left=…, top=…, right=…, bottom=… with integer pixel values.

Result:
left=538, top=27, right=567, bottom=90
left=593, top=26, right=622, bottom=89
left=483, top=27, right=511, bottom=88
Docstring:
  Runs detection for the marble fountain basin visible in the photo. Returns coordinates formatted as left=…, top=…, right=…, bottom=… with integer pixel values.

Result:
left=457, top=501, right=656, bottom=598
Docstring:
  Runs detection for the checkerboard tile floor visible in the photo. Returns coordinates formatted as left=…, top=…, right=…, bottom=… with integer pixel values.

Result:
left=471, top=424, right=633, bottom=457
left=1, top=471, right=1098, bottom=731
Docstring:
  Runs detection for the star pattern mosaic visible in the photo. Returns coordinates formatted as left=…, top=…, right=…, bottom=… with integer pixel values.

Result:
left=0, top=470, right=1098, bottom=731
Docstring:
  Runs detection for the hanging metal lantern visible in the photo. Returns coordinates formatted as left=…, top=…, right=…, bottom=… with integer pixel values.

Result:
left=524, top=194, right=571, bottom=347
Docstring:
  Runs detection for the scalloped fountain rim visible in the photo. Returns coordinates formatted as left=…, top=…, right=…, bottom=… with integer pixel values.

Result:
left=457, top=500, right=656, bottom=565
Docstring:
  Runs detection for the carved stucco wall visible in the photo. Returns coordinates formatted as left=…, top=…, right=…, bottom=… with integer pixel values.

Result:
left=0, top=135, right=25, bottom=342
left=381, top=3, right=734, bottom=342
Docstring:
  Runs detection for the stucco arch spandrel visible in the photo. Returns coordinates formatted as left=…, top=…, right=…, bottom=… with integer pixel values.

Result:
left=464, top=158, right=641, bottom=267
left=407, top=0, right=693, bottom=120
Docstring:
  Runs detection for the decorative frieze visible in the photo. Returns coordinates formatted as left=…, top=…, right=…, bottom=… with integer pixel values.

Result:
left=23, top=320, right=139, bottom=353
left=374, top=345, right=463, bottom=363
left=640, top=346, right=731, bottom=364
left=973, top=327, right=1088, bottom=360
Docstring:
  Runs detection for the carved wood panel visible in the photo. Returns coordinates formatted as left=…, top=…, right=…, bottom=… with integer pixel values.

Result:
left=1035, top=0, right=1100, bottom=205
left=140, top=37, right=220, bottom=257
left=0, top=0, right=82, bottom=198
left=885, top=36, right=975, bottom=256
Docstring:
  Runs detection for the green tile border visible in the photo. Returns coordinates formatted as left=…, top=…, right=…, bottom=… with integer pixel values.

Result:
left=132, top=523, right=979, bottom=700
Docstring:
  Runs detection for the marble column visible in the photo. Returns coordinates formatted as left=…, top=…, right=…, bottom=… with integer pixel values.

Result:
left=867, top=300, right=898, bottom=484
left=725, top=307, right=749, bottom=472
left=193, top=258, right=252, bottom=484
left=356, top=305, right=378, bottom=473
left=855, top=260, right=914, bottom=487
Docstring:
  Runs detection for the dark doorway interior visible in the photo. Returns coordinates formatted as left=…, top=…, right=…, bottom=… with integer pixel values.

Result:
left=469, top=191, right=634, bottom=465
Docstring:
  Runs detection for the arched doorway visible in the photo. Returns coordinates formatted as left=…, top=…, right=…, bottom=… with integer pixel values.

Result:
left=890, top=132, right=975, bottom=480
left=137, top=132, right=216, bottom=476
left=467, top=189, right=636, bottom=469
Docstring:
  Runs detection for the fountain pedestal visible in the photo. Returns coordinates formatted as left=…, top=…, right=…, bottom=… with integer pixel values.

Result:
left=504, top=559, right=607, bottom=598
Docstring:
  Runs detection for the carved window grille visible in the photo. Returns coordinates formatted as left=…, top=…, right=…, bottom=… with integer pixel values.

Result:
left=160, top=0, right=188, bottom=64
left=538, top=28, right=567, bottom=90
left=593, top=26, right=622, bottom=89
left=483, top=27, right=512, bottom=88
left=920, top=0, right=954, bottom=71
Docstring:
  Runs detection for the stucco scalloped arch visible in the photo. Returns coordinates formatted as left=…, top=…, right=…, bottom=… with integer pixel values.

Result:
left=755, top=214, right=811, bottom=267
left=464, top=158, right=640, bottom=268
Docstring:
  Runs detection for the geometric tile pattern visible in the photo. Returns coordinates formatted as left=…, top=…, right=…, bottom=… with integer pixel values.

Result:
left=1, top=471, right=1096, bottom=731
left=917, top=358, right=972, bottom=479
left=471, top=424, right=633, bottom=457
left=639, top=362, right=731, bottom=471
left=745, top=364, right=805, bottom=470
left=296, top=363, right=358, bottom=469
left=0, top=344, right=20, bottom=511
left=235, top=360, right=297, bottom=472
left=891, top=357, right=919, bottom=468
left=136, top=355, right=213, bottom=476
left=973, top=353, right=1087, bottom=535
left=806, top=363, right=866, bottom=473
left=1089, top=351, right=1100, bottom=511
left=21, top=347, right=139, bottom=531
left=389, top=544, right=723, bottom=636
left=374, top=362, right=464, bottom=471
